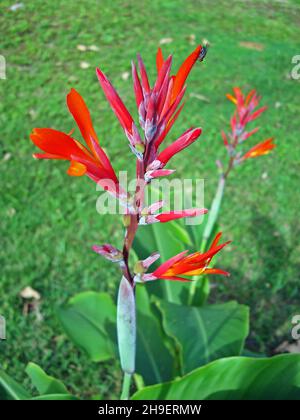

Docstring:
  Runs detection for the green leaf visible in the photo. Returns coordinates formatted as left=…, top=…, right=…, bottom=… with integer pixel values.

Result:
left=135, top=285, right=175, bottom=385
left=0, top=370, right=31, bottom=400
left=132, top=354, right=300, bottom=400
left=188, top=275, right=210, bottom=306
left=31, top=394, right=78, bottom=400
left=25, top=362, right=68, bottom=395
left=56, top=291, right=117, bottom=362
left=155, top=300, right=249, bottom=374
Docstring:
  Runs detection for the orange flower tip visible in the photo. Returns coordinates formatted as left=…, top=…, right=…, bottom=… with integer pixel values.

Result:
left=67, top=161, right=87, bottom=177
left=226, top=93, right=237, bottom=105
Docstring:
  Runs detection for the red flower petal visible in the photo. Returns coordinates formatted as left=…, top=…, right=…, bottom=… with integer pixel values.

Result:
left=131, top=61, right=144, bottom=108
left=243, top=138, right=275, bottom=159
left=96, top=68, right=134, bottom=135
left=157, top=127, right=202, bottom=165
left=66, top=88, right=99, bottom=157
left=156, top=47, right=164, bottom=73
left=30, top=128, right=90, bottom=161
left=171, top=45, right=201, bottom=103
left=153, top=250, right=188, bottom=278
left=137, top=54, right=150, bottom=94
left=156, top=208, right=207, bottom=223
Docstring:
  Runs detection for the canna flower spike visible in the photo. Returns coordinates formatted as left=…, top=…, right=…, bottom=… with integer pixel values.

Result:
left=30, top=89, right=120, bottom=195
left=30, top=45, right=230, bottom=400
left=222, top=87, right=276, bottom=178
left=137, top=232, right=230, bottom=283
left=97, top=45, right=206, bottom=171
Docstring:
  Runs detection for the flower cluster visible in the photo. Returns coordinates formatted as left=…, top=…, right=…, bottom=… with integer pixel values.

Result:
left=30, top=45, right=229, bottom=284
left=221, top=87, right=275, bottom=177
left=135, top=232, right=230, bottom=283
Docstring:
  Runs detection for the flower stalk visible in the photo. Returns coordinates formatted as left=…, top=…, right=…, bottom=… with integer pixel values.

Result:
left=120, top=372, right=132, bottom=401
left=188, top=87, right=276, bottom=305
left=30, top=45, right=234, bottom=400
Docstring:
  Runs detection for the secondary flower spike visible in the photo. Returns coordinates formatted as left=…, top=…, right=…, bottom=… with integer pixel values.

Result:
left=222, top=87, right=276, bottom=178
left=139, top=232, right=230, bottom=282
left=30, top=89, right=119, bottom=193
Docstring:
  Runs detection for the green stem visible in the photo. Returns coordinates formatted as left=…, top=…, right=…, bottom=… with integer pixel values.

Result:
left=188, top=174, right=226, bottom=305
left=200, top=175, right=226, bottom=253
left=120, top=372, right=132, bottom=400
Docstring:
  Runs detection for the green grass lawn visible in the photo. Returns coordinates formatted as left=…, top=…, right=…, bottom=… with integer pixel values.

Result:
left=1, top=0, right=300, bottom=399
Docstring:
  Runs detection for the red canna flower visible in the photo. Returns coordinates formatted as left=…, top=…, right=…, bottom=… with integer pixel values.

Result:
left=242, top=138, right=275, bottom=160
left=30, top=89, right=120, bottom=194
left=139, top=232, right=230, bottom=282
left=94, top=45, right=206, bottom=177
left=131, top=45, right=205, bottom=167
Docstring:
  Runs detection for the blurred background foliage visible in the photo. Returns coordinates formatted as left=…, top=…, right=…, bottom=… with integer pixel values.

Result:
left=0, top=0, right=300, bottom=399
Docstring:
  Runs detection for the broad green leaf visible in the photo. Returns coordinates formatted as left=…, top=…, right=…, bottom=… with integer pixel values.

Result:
left=155, top=300, right=249, bottom=374
left=0, top=370, right=31, bottom=400
left=190, top=276, right=210, bottom=306
left=132, top=354, right=300, bottom=400
left=31, top=394, right=78, bottom=400
left=56, top=287, right=176, bottom=386
left=25, top=362, right=68, bottom=395
left=135, top=285, right=175, bottom=385
left=242, top=349, right=266, bottom=358
left=56, top=292, right=117, bottom=362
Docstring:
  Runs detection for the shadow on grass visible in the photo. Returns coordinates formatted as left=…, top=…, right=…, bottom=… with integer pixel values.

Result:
left=213, top=208, right=300, bottom=354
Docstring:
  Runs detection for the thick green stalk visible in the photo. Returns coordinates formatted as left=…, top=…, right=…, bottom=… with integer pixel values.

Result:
left=200, top=175, right=226, bottom=252
left=120, top=372, right=132, bottom=400
left=117, top=276, right=136, bottom=400
left=188, top=175, right=226, bottom=305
